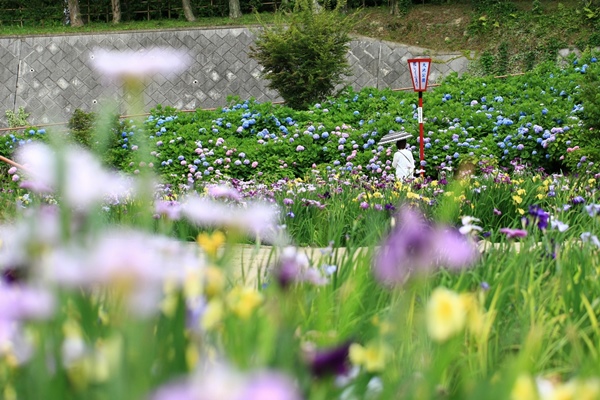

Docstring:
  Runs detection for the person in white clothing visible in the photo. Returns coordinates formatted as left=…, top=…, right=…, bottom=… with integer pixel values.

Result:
left=392, top=137, right=415, bottom=180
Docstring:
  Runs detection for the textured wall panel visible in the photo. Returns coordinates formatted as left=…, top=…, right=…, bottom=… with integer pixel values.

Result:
left=0, top=28, right=469, bottom=128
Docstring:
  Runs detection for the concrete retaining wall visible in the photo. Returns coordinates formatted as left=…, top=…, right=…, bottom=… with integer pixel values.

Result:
left=0, top=27, right=471, bottom=128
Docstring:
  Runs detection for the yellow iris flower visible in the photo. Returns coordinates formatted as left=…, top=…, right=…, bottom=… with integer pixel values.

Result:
left=426, top=287, right=466, bottom=342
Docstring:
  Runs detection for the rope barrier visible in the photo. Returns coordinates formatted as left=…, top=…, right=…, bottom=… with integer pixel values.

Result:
left=0, top=154, right=28, bottom=171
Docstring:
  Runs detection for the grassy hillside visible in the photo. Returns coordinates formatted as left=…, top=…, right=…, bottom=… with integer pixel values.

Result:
left=353, top=1, right=599, bottom=74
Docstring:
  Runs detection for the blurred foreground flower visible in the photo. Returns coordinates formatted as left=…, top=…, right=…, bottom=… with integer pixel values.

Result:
left=0, top=283, right=55, bottom=321
left=90, top=48, right=191, bottom=81
left=349, top=341, right=390, bottom=372
left=16, top=142, right=134, bottom=210
left=0, top=205, right=61, bottom=272
left=511, top=374, right=537, bottom=400
left=272, top=247, right=328, bottom=288
left=42, top=229, right=202, bottom=316
left=226, top=286, right=263, bottom=320
left=373, top=205, right=479, bottom=285
left=182, top=196, right=281, bottom=241
left=426, top=287, right=466, bottom=342
left=305, top=341, right=352, bottom=378
left=206, top=185, right=243, bottom=202
left=150, top=365, right=302, bottom=400
left=533, top=376, right=600, bottom=400
left=0, top=282, right=55, bottom=365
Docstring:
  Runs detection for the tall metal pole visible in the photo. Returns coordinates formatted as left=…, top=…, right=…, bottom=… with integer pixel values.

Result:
left=408, top=58, right=431, bottom=178
left=418, top=91, right=424, bottom=177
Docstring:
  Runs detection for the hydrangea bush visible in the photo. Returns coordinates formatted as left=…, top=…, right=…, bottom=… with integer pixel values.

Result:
left=2, top=46, right=600, bottom=400
left=103, top=50, right=598, bottom=187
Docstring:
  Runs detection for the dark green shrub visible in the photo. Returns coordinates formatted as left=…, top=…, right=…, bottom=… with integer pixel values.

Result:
left=471, top=0, right=516, bottom=17
left=68, top=108, right=96, bottom=148
left=495, top=41, right=509, bottom=75
left=249, top=0, right=356, bottom=110
left=479, top=50, right=495, bottom=75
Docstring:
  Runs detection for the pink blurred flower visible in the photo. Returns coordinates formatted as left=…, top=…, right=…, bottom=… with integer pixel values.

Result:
left=150, top=365, right=301, bottom=400
left=207, top=185, right=243, bottom=202
left=154, top=200, right=182, bottom=220
left=44, top=229, right=201, bottom=315
left=90, top=48, right=191, bottom=80
left=16, top=142, right=134, bottom=210
left=7, top=167, right=17, bottom=174
left=182, top=197, right=278, bottom=239
left=498, top=228, right=528, bottom=239
left=0, top=206, right=61, bottom=270
left=0, top=283, right=55, bottom=321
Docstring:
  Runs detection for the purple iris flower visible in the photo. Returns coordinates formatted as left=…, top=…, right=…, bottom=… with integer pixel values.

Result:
left=528, top=205, right=549, bottom=230
left=572, top=196, right=585, bottom=205
left=384, top=203, right=396, bottom=212
left=585, top=203, right=600, bottom=217
left=2, top=267, right=26, bottom=284
left=373, top=205, right=479, bottom=285
left=308, top=341, right=352, bottom=378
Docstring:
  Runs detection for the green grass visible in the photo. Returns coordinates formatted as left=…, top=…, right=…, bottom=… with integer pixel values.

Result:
left=0, top=12, right=281, bottom=37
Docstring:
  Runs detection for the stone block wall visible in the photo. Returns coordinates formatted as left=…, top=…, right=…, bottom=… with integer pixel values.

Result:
left=0, top=27, right=470, bottom=128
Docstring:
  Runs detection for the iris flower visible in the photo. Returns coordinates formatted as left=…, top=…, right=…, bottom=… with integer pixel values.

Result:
left=16, top=143, right=134, bottom=210
left=90, top=48, right=191, bottom=81
left=499, top=228, right=528, bottom=239
left=373, top=205, right=479, bottom=285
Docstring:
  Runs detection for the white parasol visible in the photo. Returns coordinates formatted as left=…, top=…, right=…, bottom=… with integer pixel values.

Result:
left=378, top=131, right=413, bottom=145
